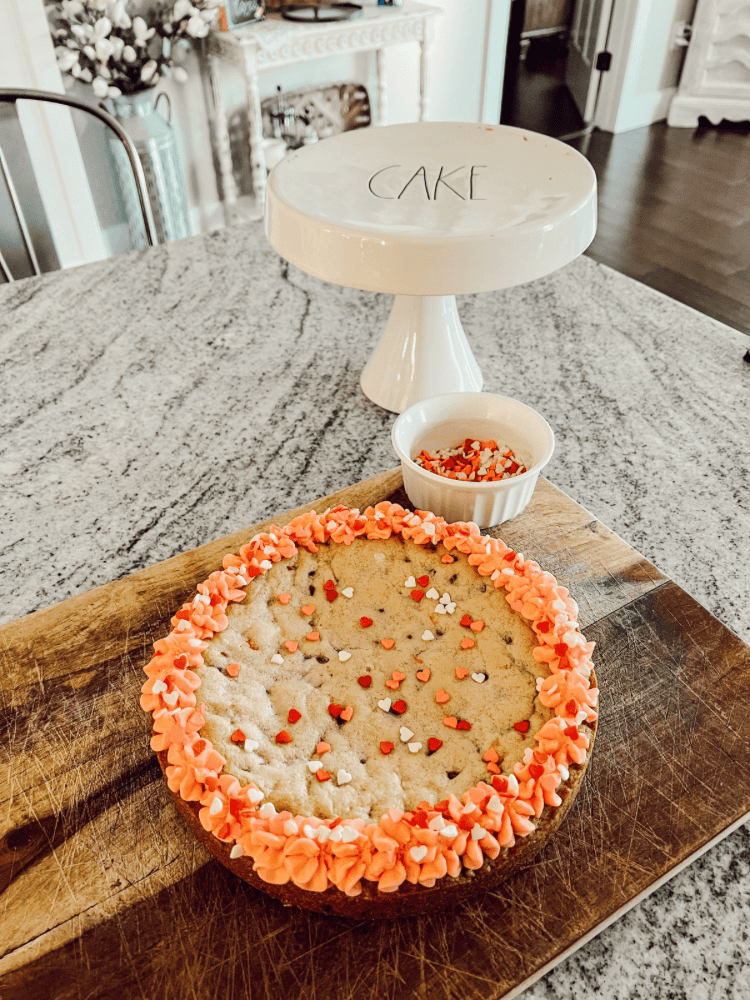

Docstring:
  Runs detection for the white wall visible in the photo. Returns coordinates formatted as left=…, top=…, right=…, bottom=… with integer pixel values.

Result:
left=595, top=0, right=698, bottom=133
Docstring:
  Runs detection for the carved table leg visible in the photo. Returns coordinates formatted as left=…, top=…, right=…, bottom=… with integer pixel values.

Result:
left=241, top=42, right=267, bottom=219
left=205, top=50, right=238, bottom=226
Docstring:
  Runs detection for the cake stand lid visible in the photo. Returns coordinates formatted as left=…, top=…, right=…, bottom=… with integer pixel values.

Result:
left=265, top=121, right=597, bottom=296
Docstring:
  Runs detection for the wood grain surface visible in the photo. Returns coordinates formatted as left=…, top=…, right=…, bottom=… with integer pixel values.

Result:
left=2, top=471, right=748, bottom=1000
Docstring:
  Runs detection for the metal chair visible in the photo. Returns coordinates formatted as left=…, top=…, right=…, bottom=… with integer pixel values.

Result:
left=0, top=87, right=157, bottom=283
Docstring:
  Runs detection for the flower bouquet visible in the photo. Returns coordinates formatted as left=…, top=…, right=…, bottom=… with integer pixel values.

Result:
left=47, top=0, right=222, bottom=98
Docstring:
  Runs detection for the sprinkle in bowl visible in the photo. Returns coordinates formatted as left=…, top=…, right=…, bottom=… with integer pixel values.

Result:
left=391, top=392, right=555, bottom=527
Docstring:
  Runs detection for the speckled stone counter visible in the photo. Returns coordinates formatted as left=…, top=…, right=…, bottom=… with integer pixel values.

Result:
left=1, top=221, right=748, bottom=998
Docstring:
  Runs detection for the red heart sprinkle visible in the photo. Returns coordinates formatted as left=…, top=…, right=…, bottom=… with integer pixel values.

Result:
left=328, top=704, right=343, bottom=718
left=428, top=738, right=443, bottom=753
left=357, top=675, right=372, bottom=688
left=230, top=729, right=246, bottom=743
left=325, top=590, right=339, bottom=602
left=554, top=643, right=568, bottom=656
left=460, top=614, right=473, bottom=628
left=315, top=770, right=332, bottom=782
left=275, top=730, right=291, bottom=744
left=380, top=742, right=394, bottom=755
left=192, top=739, right=206, bottom=756
left=528, top=763, right=544, bottom=779
left=513, top=720, right=530, bottom=733
left=565, top=699, right=578, bottom=715
left=173, top=653, right=189, bottom=669
left=323, top=580, right=336, bottom=591
left=457, top=720, right=471, bottom=731
left=360, top=616, right=374, bottom=628
left=537, top=621, right=550, bottom=633
left=411, top=589, right=424, bottom=602
left=287, top=709, right=301, bottom=724
left=565, top=726, right=579, bottom=740
left=491, top=775, right=509, bottom=793
left=391, top=700, right=407, bottom=714
left=417, top=575, right=429, bottom=587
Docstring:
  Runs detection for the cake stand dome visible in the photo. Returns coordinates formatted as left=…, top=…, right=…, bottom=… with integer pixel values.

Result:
left=265, top=121, right=596, bottom=412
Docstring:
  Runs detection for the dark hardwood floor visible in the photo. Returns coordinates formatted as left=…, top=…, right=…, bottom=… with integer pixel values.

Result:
left=503, top=37, right=750, bottom=342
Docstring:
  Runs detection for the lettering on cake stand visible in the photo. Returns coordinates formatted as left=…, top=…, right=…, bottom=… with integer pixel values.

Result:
left=368, top=165, right=486, bottom=200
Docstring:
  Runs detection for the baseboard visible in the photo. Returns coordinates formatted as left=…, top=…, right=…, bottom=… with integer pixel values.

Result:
left=668, top=94, right=750, bottom=128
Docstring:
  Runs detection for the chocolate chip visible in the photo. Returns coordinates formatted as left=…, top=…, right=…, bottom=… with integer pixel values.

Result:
left=316, top=655, right=329, bottom=664
left=309, top=584, right=315, bottom=595
left=308, top=569, right=316, bottom=576
left=406, top=634, right=412, bottom=640
left=447, top=771, right=459, bottom=780
left=378, top=608, right=385, bottom=613
left=505, top=636, right=513, bottom=644
left=449, top=574, right=458, bottom=584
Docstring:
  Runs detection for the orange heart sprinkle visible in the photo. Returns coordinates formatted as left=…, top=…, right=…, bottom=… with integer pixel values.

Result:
left=392, top=671, right=406, bottom=681
left=316, top=742, right=331, bottom=754
left=470, top=620, right=485, bottom=633
left=226, top=662, right=240, bottom=677
left=443, top=716, right=458, bottom=729
left=441, top=555, right=455, bottom=563
left=483, top=747, right=499, bottom=763
left=435, top=689, right=450, bottom=704
left=487, top=762, right=502, bottom=774
left=315, top=770, right=331, bottom=782
left=275, top=730, right=291, bottom=744
left=305, top=632, right=320, bottom=641
left=340, top=706, right=353, bottom=722
left=385, top=679, right=400, bottom=690
left=455, top=667, right=469, bottom=679
left=460, top=638, right=475, bottom=650
left=284, top=640, right=298, bottom=653
left=381, top=639, right=395, bottom=649
left=278, top=593, right=291, bottom=605
left=301, top=604, right=315, bottom=616
left=416, top=668, right=431, bottom=682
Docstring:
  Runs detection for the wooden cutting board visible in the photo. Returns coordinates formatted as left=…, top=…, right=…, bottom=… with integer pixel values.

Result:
left=2, top=470, right=749, bottom=1000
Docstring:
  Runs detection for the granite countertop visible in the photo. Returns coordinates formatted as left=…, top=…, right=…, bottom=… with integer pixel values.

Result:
left=1, top=221, right=748, bottom=997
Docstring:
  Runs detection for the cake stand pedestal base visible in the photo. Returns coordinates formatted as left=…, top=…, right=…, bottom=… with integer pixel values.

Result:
left=360, top=294, right=483, bottom=413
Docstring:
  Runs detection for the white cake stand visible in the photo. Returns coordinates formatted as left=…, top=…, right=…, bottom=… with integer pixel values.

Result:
left=265, top=122, right=597, bottom=413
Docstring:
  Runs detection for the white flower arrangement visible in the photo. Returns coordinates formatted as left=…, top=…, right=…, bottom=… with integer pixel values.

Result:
left=47, top=0, right=222, bottom=98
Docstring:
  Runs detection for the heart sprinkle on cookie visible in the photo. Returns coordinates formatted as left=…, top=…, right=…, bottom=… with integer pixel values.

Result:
left=357, top=675, right=372, bottom=688
left=380, top=741, right=394, bottom=754
left=275, top=730, right=291, bottom=744
left=428, top=737, right=443, bottom=754
left=287, top=709, right=301, bottom=723
left=231, top=729, right=246, bottom=743
left=391, top=700, right=407, bottom=715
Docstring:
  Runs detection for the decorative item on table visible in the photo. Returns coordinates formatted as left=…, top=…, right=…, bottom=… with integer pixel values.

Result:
left=391, top=392, right=555, bottom=528
left=266, top=2, right=362, bottom=21
left=46, top=0, right=221, bottom=243
left=261, top=81, right=370, bottom=150
left=217, top=0, right=265, bottom=31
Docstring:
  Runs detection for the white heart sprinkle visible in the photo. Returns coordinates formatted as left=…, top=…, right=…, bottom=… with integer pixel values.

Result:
left=440, top=824, right=458, bottom=838
left=303, top=824, right=318, bottom=839
left=471, top=824, right=484, bottom=841
left=236, top=576, right=247, bottom=586
left=428, top=815, right=446, bottom=831
left=152, top=679, right=167, bottom=693
left=259, top=802, right=276, bottom=817
left=308, top=761, right=322, bottom=773
left=471, top=672, right=487, bottom=684
left=426, top=588, right=439, bottom=600
left=506, top=775, right=519, bottom=795
left=342, top=587, right=354, bottom=598
left=337, top=769, right=352, bottom=785
left=378, top=698, right=392, bottom=712
left=177, top=620, right=190, bottom=631
left=441, top=593, right=451, bottom=604
left=341, top=826, right=359, bottom=843
left=230, top=844, right=244, bottom=859
left=404, top=576, right=416, bottom=588
left=338, top=650, right=352, bottom=662
left=209, top=796, right=223, bottom=816
left=259, top=560, right=272, bottom=570
left=446, top=603, right=456, bottom=614
left=558, top=765, right=570, bottom=780
left=410, top=845, right=428, bottom=862
left=162, top=690, right=179, bottom=706
left=247, top=788, right=264, bottom=803
left=422, top=630, right=435, bottom=641
left=329, top=826, right=343, bottom=842
left=244, top=739, right=259, bottom=752
left=188, top=638, right=202, bottom=647
left=317, top=826, right=331, bottom=842
left=271, top=653, right=284, bottom=665
left=407, top=742, right=422, bottom=754
left=461, top=801, right=475, bottom=815
left=434, top=604, right=446, bottom=614
left=283, top=820, right=297, bottom=836
left=400, top=726, right=414, bottom=742
left=487, top=795, right=503, bottom=812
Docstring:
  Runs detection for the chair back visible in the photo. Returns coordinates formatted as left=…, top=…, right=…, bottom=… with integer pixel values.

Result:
left=0, top=88, right=157, bottom=282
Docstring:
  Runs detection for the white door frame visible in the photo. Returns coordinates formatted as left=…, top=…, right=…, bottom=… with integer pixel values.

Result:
left=0, top=0, right=107, bottom=270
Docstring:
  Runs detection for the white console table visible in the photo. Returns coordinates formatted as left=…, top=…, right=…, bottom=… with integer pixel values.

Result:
left=668, top=0, right=750, bottom=127
left=204, top=1, right=439, bottom=222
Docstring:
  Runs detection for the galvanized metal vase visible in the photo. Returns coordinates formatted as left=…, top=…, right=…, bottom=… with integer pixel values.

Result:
left=107, top=88, right=190, bottom=247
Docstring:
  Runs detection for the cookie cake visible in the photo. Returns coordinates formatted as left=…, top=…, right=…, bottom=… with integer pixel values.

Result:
left=141, top=502, right=598, bottom=918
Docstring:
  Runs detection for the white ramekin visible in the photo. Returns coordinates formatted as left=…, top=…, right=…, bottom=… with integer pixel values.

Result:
left=391, top=392, right=555, bottom=527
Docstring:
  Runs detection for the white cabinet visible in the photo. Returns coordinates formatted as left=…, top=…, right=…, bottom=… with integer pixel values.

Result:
left=669, top=0, right=750, bottom=126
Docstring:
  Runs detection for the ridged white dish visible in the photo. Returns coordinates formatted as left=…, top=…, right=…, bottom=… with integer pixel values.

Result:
left=391, top=393, right=555, bottom=527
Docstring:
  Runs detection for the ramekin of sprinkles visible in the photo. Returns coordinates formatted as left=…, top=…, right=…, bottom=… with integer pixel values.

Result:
left=141, top=502, right=597, bottom=900
left=391, top=392, right=555, bottom=527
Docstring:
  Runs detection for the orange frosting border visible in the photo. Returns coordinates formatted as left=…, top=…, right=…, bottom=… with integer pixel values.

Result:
left=141, top=503, right=598, bottom=897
